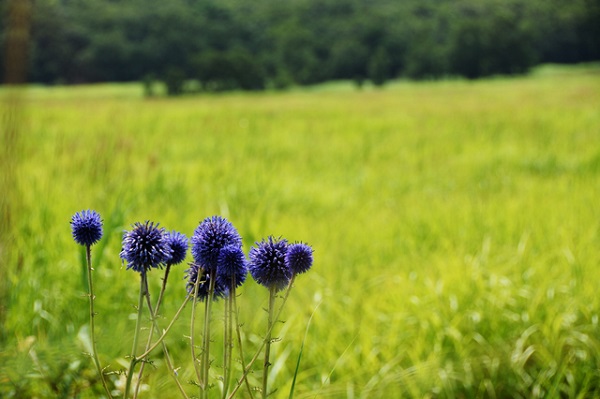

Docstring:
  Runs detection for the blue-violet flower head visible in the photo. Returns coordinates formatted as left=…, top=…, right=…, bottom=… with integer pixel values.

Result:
left=191, top=216, right=242, bottom=272
left=216, top=244, right=247, bottom=289
left=120, top=221, right=169, bottom=273
left=285, top=242, right=314, bottom=275
left=185, top=263, right=227, bottom=301
left=248, top=236, right=291, bottom=292
left=71, top=210, right=103, bottom=246
left=164, top=230, right=189, bottom=266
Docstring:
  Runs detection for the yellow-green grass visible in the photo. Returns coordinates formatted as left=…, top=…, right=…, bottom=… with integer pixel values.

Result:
left=1, top=64, right=600, bottom=398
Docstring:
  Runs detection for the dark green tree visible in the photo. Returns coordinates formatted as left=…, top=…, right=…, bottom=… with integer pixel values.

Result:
left=2, top=0, right=599, bottom=88
left=368, top=46, right=392, bottom=86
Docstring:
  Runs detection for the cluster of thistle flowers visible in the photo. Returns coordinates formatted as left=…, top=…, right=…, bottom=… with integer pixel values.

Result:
left=183, top=216, right=313, bottom=299
left=71, top=210, right=313, bottom=399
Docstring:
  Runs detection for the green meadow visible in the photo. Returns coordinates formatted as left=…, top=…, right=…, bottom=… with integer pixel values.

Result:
left=1, top=64, right=600, bottom=398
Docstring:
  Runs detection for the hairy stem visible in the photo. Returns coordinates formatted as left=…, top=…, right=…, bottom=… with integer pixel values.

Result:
left=228, top=276, right=296, bottom=399
left=201, top=269, right=217, bottom=399
left=124, top=273, right=147, bottom=398
left=85, top=245, right=113, bottom=398
left=138, top=294, right=191, bottom=360
left=262, top=286, right=276, bottom=399
left=222, top=277, right=235, bottom=399
left=232, top=288, right=254, bottom=399
left=190, top=275, right=202, bottom=387
left=222, top=293, right=231, bottom=399
left=135, top=266, right=167, bottom=393
left=135, top=266, right=188, bottom=399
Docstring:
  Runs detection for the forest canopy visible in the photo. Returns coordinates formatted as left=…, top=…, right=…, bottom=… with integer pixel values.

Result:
left=1, top=0, right=599, bottom=91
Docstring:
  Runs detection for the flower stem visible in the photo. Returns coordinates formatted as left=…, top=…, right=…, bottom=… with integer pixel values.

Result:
left=201, top=269, right=216, bottom=399
left=190, top=275, right=202, bottom=387
left=222, top=281, right=234, bottom=399
left=262, top=286, right=277, bottom=399
left=228, top=276, right=296, bottom=399
left=124, top=272, right=147, bottom=399
left=232, top=288, right=254, bottom=399
left=138, top=293, right=191, bottom=360
left=135, top=266, right=166, bottom=387
left=85, top=245, right=113, bottom=399
left=135, top=266, right=188, bottom=399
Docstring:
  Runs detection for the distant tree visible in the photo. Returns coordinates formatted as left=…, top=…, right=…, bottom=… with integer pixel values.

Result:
left=404, top=40, right=448, bottom=80
left=271, top=68, right=294, bottom=90
left=142, top=73, right=156, bottom=97
left=487, top=8, right=535, bottom=75
left=0, top=1, right=7, bottom=81
left=368, top=46, right=392, bottom=86
left=2, top=0, right=599, bottom=87
left=448, top=2, right=535, bottom=78
left=28, top=0, right=74, bottom=83
left=273, top=24, right=322, bottom=85
left=402, top=4, right=449, bottom=80
left=228, top=49, right=266, bottom=90
left=532, top=0, right=600, bottom=63
left=328, top=39, right=369, bottom=81
left=448, top=18, right=488, bottom=79
left=163, top=66, right=185, bottom=96
left=193, top=49, right=265, bottom=91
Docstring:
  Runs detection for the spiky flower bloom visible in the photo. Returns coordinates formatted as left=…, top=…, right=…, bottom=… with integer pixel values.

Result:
left=191, top=216, right=242, bottom=272
left=120, top=221, right=169, bottom=273
left=285, top=242, right=314, bottom=275
left=71, top=210, right=103, bottom=246
left=216, top=244, right=247, bottom=289
left=164, top=230, right=189, bottom=266
left=185, top=263, right=227, bottom=301
left=248, top=236, right=291, bottom=292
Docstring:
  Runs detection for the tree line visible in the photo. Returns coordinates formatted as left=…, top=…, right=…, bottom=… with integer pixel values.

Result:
left=1, top=0, right=599, bottom=93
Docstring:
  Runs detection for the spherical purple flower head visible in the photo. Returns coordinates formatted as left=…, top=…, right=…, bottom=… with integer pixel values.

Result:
left=120, top=221, right=169, bottom=273
left=216, top=244, right=248, bottom=289
left=71, top=210, right=103, bottom=246
left=286, top=242, right=314, bottom=275
left=164, top=230, right=189, bottom=266
left=249, top=236, right=291, bottom=292
left=191, top=216, right=242, bottom=272
left=184, top=263, right=227, bottom=301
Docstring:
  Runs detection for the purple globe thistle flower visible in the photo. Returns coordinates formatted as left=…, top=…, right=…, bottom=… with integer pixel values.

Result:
left=248, top=236, right=291, bottom=292
left=120, top=221, right=169, bottom=273
left=191, top=216, right=242, bottom=272
left=285, top=242, right=314, bottom=275
left=71, top=210, right=103, bottom=246
left=164, top=230, right=188, bottom=266
left=216, top=244, right=247, bottom=289
left=185, top=263, right=227, bottom=301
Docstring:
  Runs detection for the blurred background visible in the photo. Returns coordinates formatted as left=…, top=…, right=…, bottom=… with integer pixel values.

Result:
left=1, top=0, right=599, bottom=92
left=1, top=0, right=600, bottom=398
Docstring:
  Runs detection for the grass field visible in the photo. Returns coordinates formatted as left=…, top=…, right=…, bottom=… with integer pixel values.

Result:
left=1, top=64, right=600, bottom=398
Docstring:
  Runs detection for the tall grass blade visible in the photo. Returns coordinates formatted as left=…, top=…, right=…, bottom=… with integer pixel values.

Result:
left=289, top=302, right=321, bottom=399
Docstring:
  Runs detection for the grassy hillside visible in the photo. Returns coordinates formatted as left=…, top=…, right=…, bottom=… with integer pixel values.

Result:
left=1, top=65, right=600, bottom=398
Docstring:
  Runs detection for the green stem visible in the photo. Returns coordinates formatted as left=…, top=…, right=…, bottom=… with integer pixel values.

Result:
left=124, top=272, right=146, bottom=399
left=228, top=276, right=296, bottom=399
left=232, top=287, right=254, bottom=399
left=190, top=274, right=202, bottom=387
left=85, top=245, right=113, bottom=399
left=135, top=266, right=188, bottom=399
left=222, top=279, right=235, bottom=399
left=262, top=286, right=276, bottom=399
left=201, top=269, right=217, bottom=399
left=138, top=294, right=191, bottom=360
left=134, top=265, right=168, bottom=393
left=222, top=294, right=230, bottom=399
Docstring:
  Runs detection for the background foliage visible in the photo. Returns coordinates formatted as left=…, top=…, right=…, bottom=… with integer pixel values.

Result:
left=0, top=64, right=599, bottom=397
left=1, top=0, right=599, bottom=90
